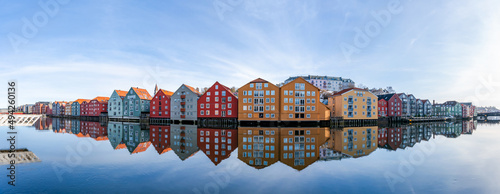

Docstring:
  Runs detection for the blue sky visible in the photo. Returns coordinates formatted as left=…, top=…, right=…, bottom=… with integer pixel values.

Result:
left=0, top=0, right=499, bottom=108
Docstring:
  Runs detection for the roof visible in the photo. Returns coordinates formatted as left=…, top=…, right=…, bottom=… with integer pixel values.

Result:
left=183, top=84, right=202, bottom=96
left=250, top=78, right=269, bottom=83
left=131, top=87, right=153, bottom=100
left=378, top=93, right=396, bottom=101
left=333, top=87, right=365, bottom=96
left=421, top=99, right=429, bottom=104
left=74, top=99, right=90, bottom=104
left=115, top=90, right=128, bottom=97
left=158, top=89, right=174, bottom=96
left=92, top=96, right=110, bottom=102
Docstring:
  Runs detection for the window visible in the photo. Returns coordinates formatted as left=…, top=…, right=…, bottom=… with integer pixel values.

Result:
left=250, top=84, right=254, bottom=88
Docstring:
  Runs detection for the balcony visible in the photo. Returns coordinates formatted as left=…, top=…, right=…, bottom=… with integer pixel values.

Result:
left=181, top=95, right=186, bottom=99
left=180, top=115, right=186, bottom=119
left=181, top=102, right=186, bottom=105
left=180, top=108, right=186, bottom=112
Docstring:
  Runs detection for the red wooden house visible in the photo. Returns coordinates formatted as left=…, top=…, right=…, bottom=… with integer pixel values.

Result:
left=377, top=94, right=402, bottom=117
left=88, top=97, right=109, bottom=117
left=197, top=81, right=238, bottom=118
left=150, top=89, right=174, bottom=119
left=45, top=105, right=52, bottom=115
left=197, top=128, right=238, bottom=165
left=80, top=101, right=89, bottom=116
left=378, top=99, right=388, bottom=117
left=150, top=125, right=172, bottom=155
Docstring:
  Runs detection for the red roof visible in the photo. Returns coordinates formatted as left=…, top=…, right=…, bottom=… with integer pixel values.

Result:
left=74, top=99, right=90, bottom=104
left=92, top=96, right=110, bottom=102
left=131, top=87, right=153, bottom=100
left=115, top=90, right=128, bottom=97
left=159, top=89, right=174, bottom=96
left=184, top=84, right=202, bottom=96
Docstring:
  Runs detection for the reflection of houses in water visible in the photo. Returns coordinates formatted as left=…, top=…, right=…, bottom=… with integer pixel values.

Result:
left=378, top=127, right=402, bottom=151
left=80, top=121, right=108, bottom=141
left=34, top=117, right=52, bottom=130
left=171, top=124, right=199, bottom=160
left=279, top=128, right=329, bottom=170
left=333, top=126, right=378, bottom=158
left=432, top=122, right=463, bottom=138
left=461, top=120, right=475, bottom=135
left=197, top=128, right=238, bottom=165
left=123, top=123, right=151, bottom=154
left=150, top=125, right=172, bottom=155
left=108, top=122, right=126, bottom=150
left=238, top=128, right=280, bottom=169
left=70, top=120, right=80, bottom=135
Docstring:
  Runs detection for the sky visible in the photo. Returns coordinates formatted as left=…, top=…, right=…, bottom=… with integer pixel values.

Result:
left=0, top=0, right=499, bottom=108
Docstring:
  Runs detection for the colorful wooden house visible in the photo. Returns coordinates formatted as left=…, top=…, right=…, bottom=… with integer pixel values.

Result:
left=123, top=87, right=153, bottom=118
left=238, top=78, right=280, bottom=121
left=170, top=84, right=201, bottom=121
left=279, top=77, right=330, bottom=121
left=150, top=89, right=174, bottom=119
left=108, top=90, right=128, bottom=118
left=197, top=82, right=238, bottom=119
left=88, top=97, right=109, bottom=117
left=71, top=99, right=89, bottom=116
left=328, top=88, right=378, bottom=120
left=377, top=93, right=402, bottom=117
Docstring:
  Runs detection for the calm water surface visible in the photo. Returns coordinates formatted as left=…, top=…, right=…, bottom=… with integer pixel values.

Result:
left=1, top=118, right=499, bottom=194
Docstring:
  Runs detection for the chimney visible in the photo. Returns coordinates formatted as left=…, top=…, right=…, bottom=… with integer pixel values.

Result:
left=433, top=100, right=435, bottom=105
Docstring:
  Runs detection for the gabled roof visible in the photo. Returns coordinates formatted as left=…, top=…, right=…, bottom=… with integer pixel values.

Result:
left=250, top=78, right=269, bottom=83
left=183, top=84, right=202, bottom=96
left=92, top=96, right=110, bottom=102
left=131, top=87, right=153, bottom=100
left=114, top=90, right=128, bottom=97
left=74, top=99, right=90, bottom=104
left=421, top=99, right=429, bottom=104
left=333, top=87, right=366, bottom=96
left=378, top=93, right=396, bottom=101
left=282, top=77, right=321, bottom=91
left=158, top=89, right=174, bottom=97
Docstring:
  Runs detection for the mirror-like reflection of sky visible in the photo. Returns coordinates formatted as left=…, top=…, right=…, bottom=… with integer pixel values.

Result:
left=1, top=119, right=499, bottom=194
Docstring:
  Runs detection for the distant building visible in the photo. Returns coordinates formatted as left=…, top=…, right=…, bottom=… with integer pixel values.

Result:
left=397, top=93, right=410, bottom=116
left=407, top=94, right=417, bottom=117
left=71, top=99, right=89, bottom=116
left=65, top=101, right=73, bottom=116
left=282, top=75, right=355, bottom=92
left=421, top=100, right=432, bottom=116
